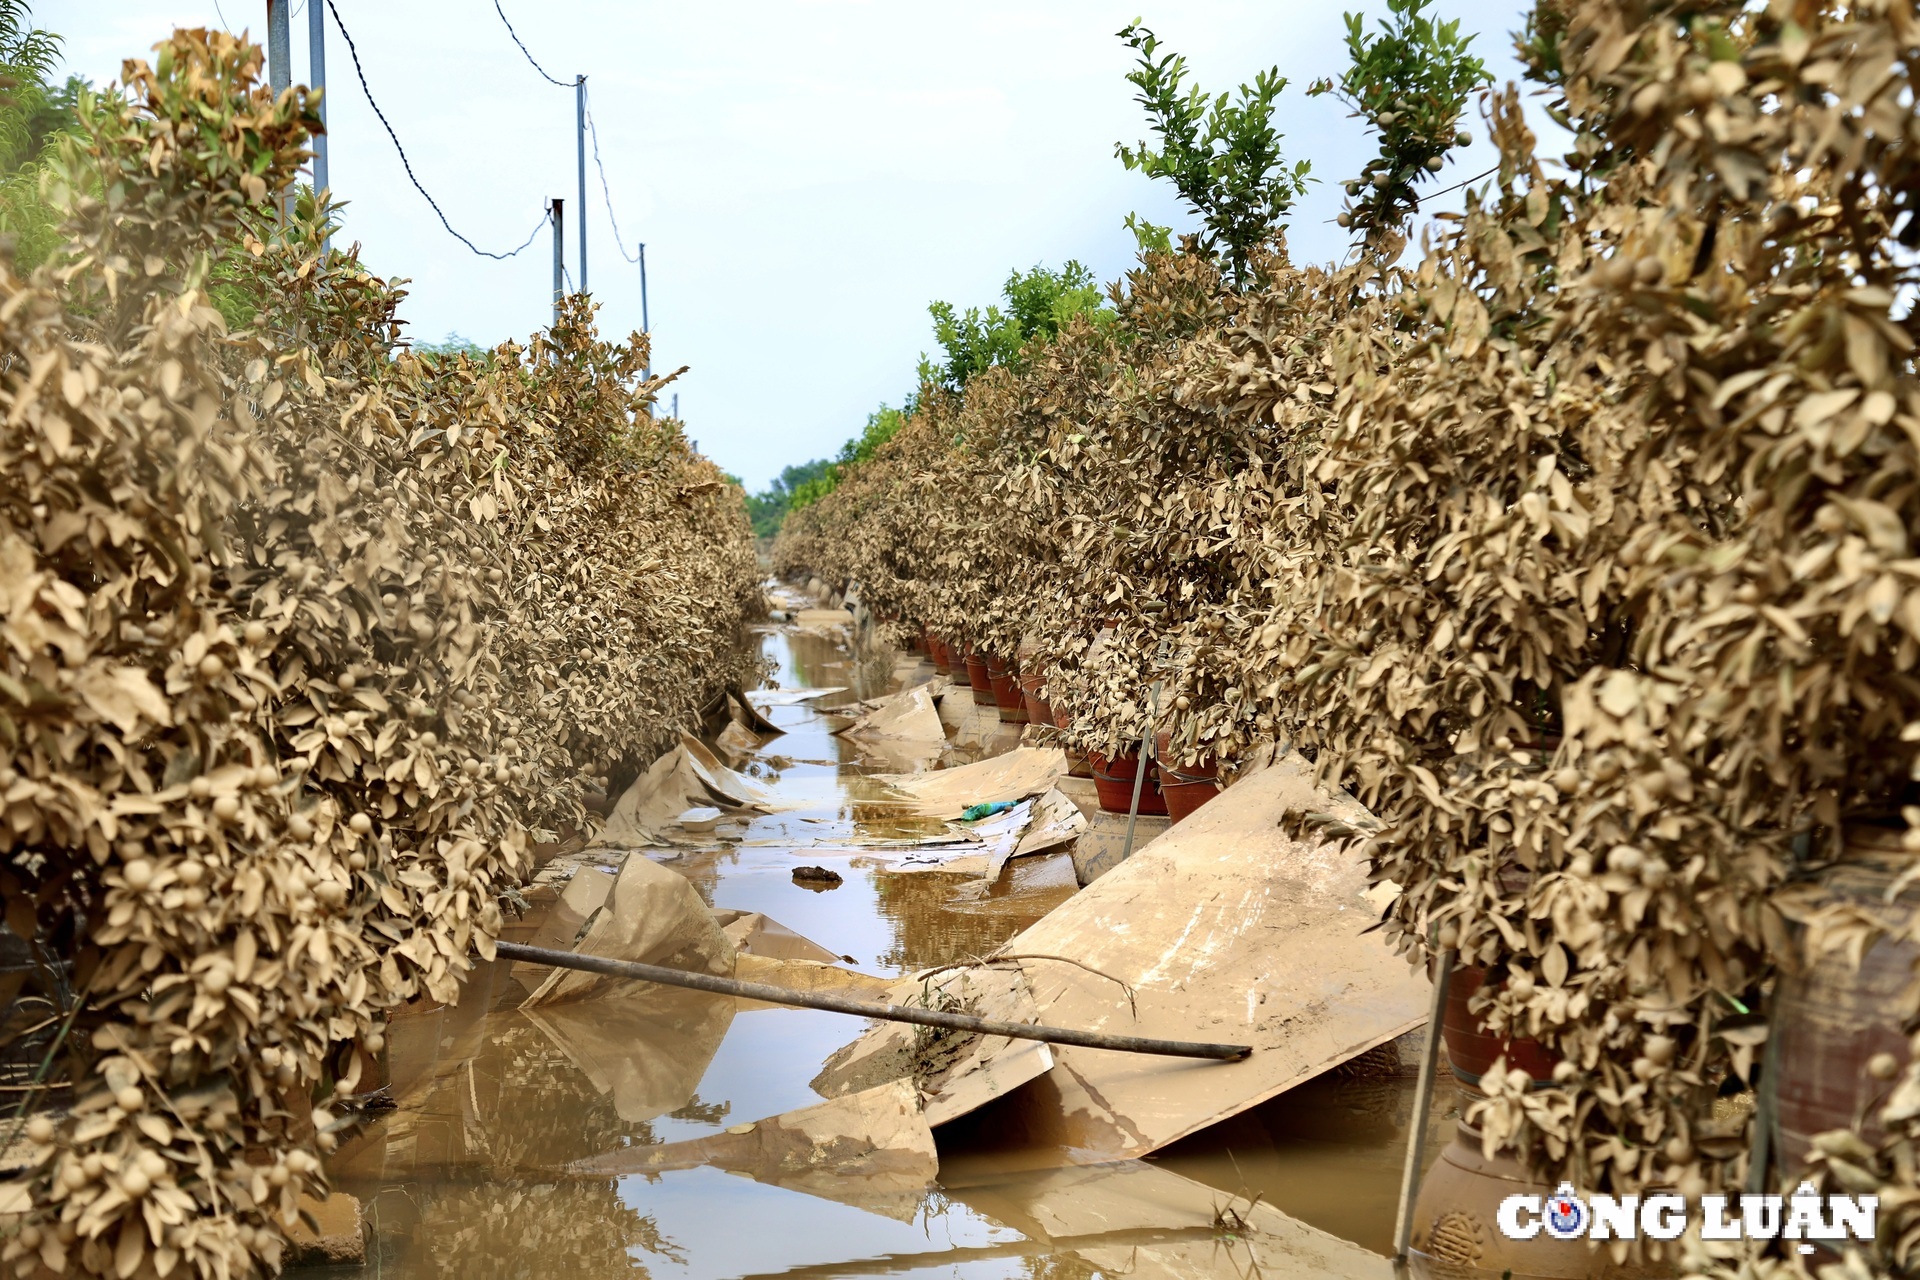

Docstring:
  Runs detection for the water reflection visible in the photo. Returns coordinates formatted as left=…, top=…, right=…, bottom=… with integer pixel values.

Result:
left=335, top=618, right=1415, bottom=1278
left=1153, top=1070, right=1456, bottom=1256
left=870, top=858, right=1079, bottom=972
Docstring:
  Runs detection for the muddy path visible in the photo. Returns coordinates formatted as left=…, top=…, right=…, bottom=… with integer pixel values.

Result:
left=324, top=600, right=1454, bottom=1278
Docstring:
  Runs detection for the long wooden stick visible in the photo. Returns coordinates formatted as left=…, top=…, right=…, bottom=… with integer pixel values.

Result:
left=494, top=940, right=1252, bottom=1061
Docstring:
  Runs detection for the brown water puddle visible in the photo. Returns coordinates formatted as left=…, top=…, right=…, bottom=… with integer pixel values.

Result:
left=327, top=612, right=1449, bottom=1278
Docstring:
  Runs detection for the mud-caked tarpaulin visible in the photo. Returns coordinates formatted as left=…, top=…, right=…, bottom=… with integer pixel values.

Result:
left=991, top=751, right=1430, bottom=1161
left=520, top=853, right=735, bottom=1006
left=812, top=965, right=1055, bottom=1127
left=873, top=747, right=1068, bottom=819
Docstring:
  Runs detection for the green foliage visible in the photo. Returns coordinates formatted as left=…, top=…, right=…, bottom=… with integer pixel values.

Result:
left=745, top=457, right=836, bottom=539
left=923, top=261, right=1110, bottom=391
left=1309, top=0, right=1490, bottom=248
left=413, top=329, right=491, bottom=365
left=1114, top=21, right=1310, bottom=288
left=1123, top=211, right=1173, bottom=256
left=0, top=0, right=58, bottom=171
left=0, top=2, right=80, bottom=271
left=788, top=404, right=912, bottom=513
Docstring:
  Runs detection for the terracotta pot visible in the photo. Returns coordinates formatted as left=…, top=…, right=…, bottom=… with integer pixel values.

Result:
left=985, top=656, right=1027, bottom=724
left=1409, top=1123, right=1605, bottom=1279
left=1153, top=728, right=1217, bottom=777
left=927, top=633, right=951, bottom=674
left=1156, top=762, right=1220, bottom=823
left=948, top=643, right=972, bottom=686
left=1442, top=964, right=1561, bottom=1088
left=1089, top=751, right=1168, bottom=816
left=1775, top=825, right=1917, bottom=1180
left=964, top=653, right=995, bottom=705
left=1019, top=673, right=1053, bottom=728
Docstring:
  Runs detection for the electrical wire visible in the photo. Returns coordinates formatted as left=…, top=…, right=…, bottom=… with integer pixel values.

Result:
left=581, top=83, right=640, bottom=264
left=1409, top=163, right=1502, bottom=208
left=324, top=0, right=547, bottom=259
left=493, top=0, right=573, bottom=87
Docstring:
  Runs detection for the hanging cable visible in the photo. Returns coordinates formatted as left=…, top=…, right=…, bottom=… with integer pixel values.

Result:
left=325, top=0, right=547, bottom=259
left=1408, top=164, right=1501, bottom=208
left=582, top=84, right=640, bottom=264
left=492, top=0, right=573, bottom=87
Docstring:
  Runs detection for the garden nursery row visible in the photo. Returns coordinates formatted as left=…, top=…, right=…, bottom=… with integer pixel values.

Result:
left=774, top=0, right=1920, bottom=1275
left=0, top=30, right=760, bottom=1280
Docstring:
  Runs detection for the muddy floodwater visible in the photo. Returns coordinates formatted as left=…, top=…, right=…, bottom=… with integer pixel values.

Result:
left=326, top=616, right=1453, bottom=1279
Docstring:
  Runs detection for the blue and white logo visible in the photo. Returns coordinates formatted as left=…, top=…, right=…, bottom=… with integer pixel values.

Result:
left=1543, top=1184, right=1588, bottom=1240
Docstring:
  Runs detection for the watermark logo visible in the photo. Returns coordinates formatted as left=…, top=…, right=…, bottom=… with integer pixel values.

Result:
left=1542, top=1186, right=1587, bottom=1240
left=1499, top=1182, right=1877, bottom=1255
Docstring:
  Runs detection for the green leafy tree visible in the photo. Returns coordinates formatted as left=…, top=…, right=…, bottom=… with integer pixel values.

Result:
left=1310, top=0, right=1489, bottom=251
left=0, top=0, right=58, bottom=169
left=0, top=1, right=80, bottom=270
left=413, top=330, right=492, bottom=365
left=789, top=404, right=910, bottom=512
left=923, top=261, right=1110, bottom=391
left=1114, top=20, right=1310, bottom=287
left=746, top=457, right=836, bottom=538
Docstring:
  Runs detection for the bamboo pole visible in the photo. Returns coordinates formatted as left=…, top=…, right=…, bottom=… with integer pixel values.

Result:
left=493, top=940, right=1253, bottom=1061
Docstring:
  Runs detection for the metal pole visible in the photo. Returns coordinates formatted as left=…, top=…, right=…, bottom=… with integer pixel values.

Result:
left=266, top=0, right=291, bottom=224
left=576, top=75, right=587, bottom=296
left=1119, top=682, right=1160, bottom=862
left=1747, top=988, right=1782, bottom=1194
left=671, top=392, right=679, bottom=419
left=550, top=198, right=564, bottom=329
left=638, top=242, right=652, bottom=415
left=307, top=0, right=329, bottom=253
left=638, top=244, right=650, bottom=334
left=494, top=940, right=1254, bottom=1060
left=266, top=1, right=291, bottom=95
left=1393, top=948, right=1455, bottom=1264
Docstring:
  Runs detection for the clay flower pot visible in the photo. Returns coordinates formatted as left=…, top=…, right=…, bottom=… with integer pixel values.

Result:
left=1151, top=728, right=1220, bottom=823
left=1775, top=825, right=1919, bottom=1180
left=1019, top=672, right=1053, bottom=728
left=1088, top=751, right=1168, bottom=816
left=985, top=654, right=1027, bottom=724
left=964, top=652, right=995, bottom=705
left=1441, top=964, right=1561, bottom=1088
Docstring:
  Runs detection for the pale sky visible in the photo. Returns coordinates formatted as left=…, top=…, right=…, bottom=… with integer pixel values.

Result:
left=54, top=1, right=1538, bottom=491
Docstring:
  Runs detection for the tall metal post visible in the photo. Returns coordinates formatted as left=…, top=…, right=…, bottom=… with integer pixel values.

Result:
left=266, top=1, right=292, bottom=223
left=1393, top=948, right=1455, bottom=1264
left=576, top=76, right=588, bottom=295
left=1119, top=683, right=1160, bottom=863
left=550, top=198, right=565, bottom=330
left=307, top=0, right=329, bottom=253
left=638, top=242, right=650, bottom=413
left=266, top=1, right=291, bottom=94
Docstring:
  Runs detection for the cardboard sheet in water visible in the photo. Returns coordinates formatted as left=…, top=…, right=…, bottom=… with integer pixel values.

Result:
left=995, top=752, right=1430, bottom=1161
